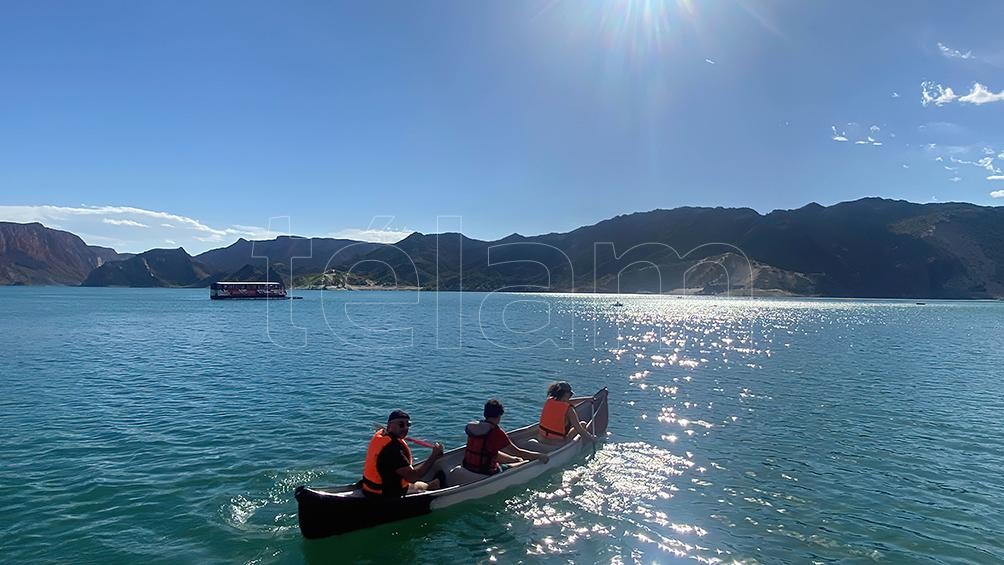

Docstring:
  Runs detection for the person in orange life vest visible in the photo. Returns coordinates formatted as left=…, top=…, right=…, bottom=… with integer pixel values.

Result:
left=537, top=381, right=597, bottom=443
left=463, top=399, right=549, bottom=475
left=362, top=409, right=444, bottom=497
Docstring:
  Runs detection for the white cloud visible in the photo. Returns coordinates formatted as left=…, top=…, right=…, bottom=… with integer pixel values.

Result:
left=891, top=92, right=900, bottom=98
left=923, top=81, right=1004, bottom=106
left=958, top=82, right=1004, bottom=105
left=102, top=218, right=149, bottom=228
left=991, top=190, right=1004, bottom=198
left=978, top=157, right=1002, bottom=174
left=836, top=124, right=885, bottom=146
left=937, top=42, right=974, bottom=60
left=0, top=204, right=272, bottom=254
left=902, top=164, right=910, bottom=169
left=165, top=239, right=177, bottom=245
left=949, top=176, right=962, bottom=182
left=949, top=155, right=1002, bottom=175
left=944, top=166, right=958, bottom=171
left=921, top=81, right=958, bottom=106
left=988, top=175, right=1004, bottom=181
left=330, top=228, right=413, bottom=243
left=0, top=205, right=229, bottom=236
left=704, top=58, right=715, bottom=65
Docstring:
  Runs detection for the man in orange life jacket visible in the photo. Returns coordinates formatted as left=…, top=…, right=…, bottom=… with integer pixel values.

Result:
left=538, top=381, right=597, bottom=443
left=362, top=410, right=444, bottom=497
left=463, top=399, right=549, bottom=475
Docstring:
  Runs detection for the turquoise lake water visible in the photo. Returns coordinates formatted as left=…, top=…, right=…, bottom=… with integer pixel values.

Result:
left=2, top=287, right=1003, bottom=564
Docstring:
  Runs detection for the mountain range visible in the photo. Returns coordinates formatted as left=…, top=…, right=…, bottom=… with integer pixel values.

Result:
left=0, top=222, right=132, bottom=285
left=2, top=198, right=1003, bottom=298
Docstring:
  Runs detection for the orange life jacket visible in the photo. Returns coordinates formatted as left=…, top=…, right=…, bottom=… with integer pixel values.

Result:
left=361, top=429, right=412, bottom=495
left=463, top=420, right=499, bottom=475
left=539, top=398, right=571, bottom=439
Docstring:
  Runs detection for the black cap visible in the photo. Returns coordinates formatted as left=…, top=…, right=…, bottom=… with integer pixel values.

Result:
left=388, top=409, right=410, bottom=422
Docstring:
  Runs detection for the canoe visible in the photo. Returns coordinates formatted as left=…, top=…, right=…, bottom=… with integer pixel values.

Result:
left=295, top=387, right=609, bottom=539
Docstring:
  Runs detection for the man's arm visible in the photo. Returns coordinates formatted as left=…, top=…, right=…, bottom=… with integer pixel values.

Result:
left=566, top=408, right=596, bottom=441
left=395, top=443, right=444, bottom=482
left=501, top=445, right=550, bottom=463
left=496, top=450, right=524, bottom=464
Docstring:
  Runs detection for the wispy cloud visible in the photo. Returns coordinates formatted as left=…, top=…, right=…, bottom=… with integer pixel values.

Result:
left=834, top=123, right=887, bottom=146
left=988, top=176, right=1004, bottom=181
left=949, top=176, right=962, bottom=182
left=949, top=154, right=1002, bottom=175
left=0, top=204, right=272, bottom=253
left=330, top=228, right=413, bottom=244
left=978, top=157, right=1001, bottom=174
left=704, top=58, right=715, bottom=65
left=918, top=121, right=962, bottom=135
left=937, top=42, right=974, bottom=60
left=922, top=81, right=1004, bottom=106
left=921, top=81, right=958, bottom=106
left=891, top=92, right=900, bottom=98
left=103, top=218, right=149, bottom=228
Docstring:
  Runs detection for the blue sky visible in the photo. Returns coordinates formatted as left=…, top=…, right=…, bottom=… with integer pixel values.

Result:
left=2, top=1, right=1003, bottom=253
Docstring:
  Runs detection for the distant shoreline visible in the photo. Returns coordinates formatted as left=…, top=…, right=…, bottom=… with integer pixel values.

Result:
left=7, top=284, right=997, bottom=301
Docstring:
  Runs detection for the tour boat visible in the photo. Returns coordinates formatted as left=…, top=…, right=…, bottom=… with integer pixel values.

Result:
left=209, top=281, right=287, bottom=299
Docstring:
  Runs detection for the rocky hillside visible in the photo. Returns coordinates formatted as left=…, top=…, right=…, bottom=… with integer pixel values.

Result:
left=348, top=198, right=1004, bottom=298
left=81, top=248, right=215, bottom=287
left=195, top=236, right=381, bottom=279
left=0, top=222, right=128, bottom=285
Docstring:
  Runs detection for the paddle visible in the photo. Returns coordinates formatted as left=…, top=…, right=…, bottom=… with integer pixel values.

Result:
left=589, top=397, right=597, bottom=456
left=587, top=388, right=608, bottom=457
left=371, top=423, right=436, bottom=449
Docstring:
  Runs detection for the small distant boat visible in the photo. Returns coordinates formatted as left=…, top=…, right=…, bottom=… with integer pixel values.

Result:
left=295, top=388, right=609, bottom=539
left=210, top=281, right=288, bottom=300
left=915, top=302, right=926, bottom=305
left=612, top=301, right=624, bottom=307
